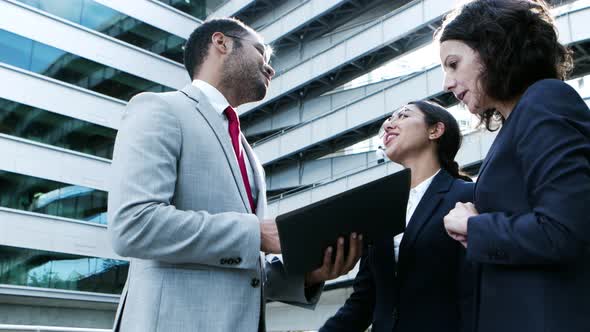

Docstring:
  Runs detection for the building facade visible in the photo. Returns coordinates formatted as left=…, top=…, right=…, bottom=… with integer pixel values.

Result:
left=0, top=0, right=588, bottom=330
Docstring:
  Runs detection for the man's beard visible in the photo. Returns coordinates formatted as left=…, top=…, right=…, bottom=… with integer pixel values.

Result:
left=220, top=54, right=267, bottom=105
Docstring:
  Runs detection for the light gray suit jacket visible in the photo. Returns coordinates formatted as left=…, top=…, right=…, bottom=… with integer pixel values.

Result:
left=108, top=84, right=321, bottom=332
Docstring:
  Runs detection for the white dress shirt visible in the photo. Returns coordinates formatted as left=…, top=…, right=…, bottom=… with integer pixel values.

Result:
left=192, top=79, right=258, bottom=202
left=393, top=169, right=440, bottom=261
left=375, top=147, right=387, bottom=162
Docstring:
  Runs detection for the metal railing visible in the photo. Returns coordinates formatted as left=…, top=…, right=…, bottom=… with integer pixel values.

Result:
left=251, top=68, right=428, bottom=147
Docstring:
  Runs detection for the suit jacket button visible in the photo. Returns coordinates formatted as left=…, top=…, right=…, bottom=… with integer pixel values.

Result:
left=251, top=278, right=260, bottom=288
left=392, top=308, right=399, bottom=321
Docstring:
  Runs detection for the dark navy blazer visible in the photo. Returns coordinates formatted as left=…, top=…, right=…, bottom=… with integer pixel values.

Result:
left=467, top=79, right=590, bottom=332
left=319, top=170, right=475, bottom=332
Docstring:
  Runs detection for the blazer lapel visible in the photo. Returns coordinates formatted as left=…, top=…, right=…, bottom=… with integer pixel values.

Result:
left=474, top=122, right=510, bottom=201
left=397, top=171, right=453, bottom=274
left=374, top=237, right=396, bottom=277
left=242, top=134, right=267, bottom=218
left=382, top=239, right=397, bottom=283
left=180, top=84, right=252, bottom=213
left=475, top=138, right=499, bottom=185
left=370, top=238, right=397, bottom=310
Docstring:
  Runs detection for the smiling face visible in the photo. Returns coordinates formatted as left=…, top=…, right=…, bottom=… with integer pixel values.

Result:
left=380, top=104, right=437, bottom=165
left=222, top=30, right=275, bottom=103
left=440, top=40, right=490, bottom=115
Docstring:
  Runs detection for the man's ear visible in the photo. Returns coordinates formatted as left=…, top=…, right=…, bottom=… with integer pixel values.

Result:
left=429, top=122, right=445, bottom=140
left=211, top=32, right=229, bottom=55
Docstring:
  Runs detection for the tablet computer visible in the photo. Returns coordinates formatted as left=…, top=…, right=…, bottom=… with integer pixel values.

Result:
left=276, top=168, right=410, bottom=274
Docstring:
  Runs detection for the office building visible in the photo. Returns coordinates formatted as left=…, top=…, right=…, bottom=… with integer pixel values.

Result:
left=0, top=0, right=588, bottom=330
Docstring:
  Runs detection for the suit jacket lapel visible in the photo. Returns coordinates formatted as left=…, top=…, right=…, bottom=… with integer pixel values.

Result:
left=372, top=238, right=397, bottom=307
left=473, top=126, right=508, bottom=203
left=474, top=115, right=514, bottom=196
left=242, top=133, right=267, bottom=218
left=397, top=171, right=453, bottom=274
left=180, top=84, right=252, bottom=213
left=475, top=138, right=499, bottom=186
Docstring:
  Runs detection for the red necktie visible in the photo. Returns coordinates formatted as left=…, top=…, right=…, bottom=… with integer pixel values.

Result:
left=224, top=106, right=256, bottom=214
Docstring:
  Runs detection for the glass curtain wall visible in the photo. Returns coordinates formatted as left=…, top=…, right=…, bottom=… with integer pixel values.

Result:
left=0, top=171, right=108, bottom=225
left=158, top=0, right=226, bottom=19
left=0, top=245, right=127, bottom=294
left=0, top=29, right=173, bottom=101
left=0, top=98, right=116, bottom=159
left=14, top=0, right=185, bottom=63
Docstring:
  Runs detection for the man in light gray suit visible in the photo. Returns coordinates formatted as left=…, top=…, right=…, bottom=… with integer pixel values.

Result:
left=108, top=18, right=362, bottom=332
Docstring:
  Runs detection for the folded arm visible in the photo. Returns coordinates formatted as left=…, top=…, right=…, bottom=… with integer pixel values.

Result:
left=468, top=81, right=590, bottom=265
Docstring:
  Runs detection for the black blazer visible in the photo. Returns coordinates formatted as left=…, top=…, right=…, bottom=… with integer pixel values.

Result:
left=319, top=170, right=475, bottom=332
left=466, top=79, right=590, bottom=332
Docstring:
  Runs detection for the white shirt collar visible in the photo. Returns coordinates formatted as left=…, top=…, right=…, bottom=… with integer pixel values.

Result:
left=394, top=168, right=442, bottom=261
left=192, top=79, right=230, bottom=116
left=410, top=169, right=441, bottom=196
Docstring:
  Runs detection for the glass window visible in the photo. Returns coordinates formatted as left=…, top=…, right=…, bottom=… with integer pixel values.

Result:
left=0, top=245, right=127, bottom=294
left=158, top=0, right=226, bottom=19
left=0, top=29, right=173, bottom=101
left=0, top=170, right=108, bottom=225
left=0, top=29, right=34, bottom=69
left=15, top=0, right=185, bottom=63
left=0, top=98, right=116, bottom=159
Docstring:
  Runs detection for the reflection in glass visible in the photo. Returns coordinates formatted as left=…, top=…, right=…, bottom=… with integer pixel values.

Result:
left=0, top=245, right=127, bottom=294
left=0, top=170, right=108, bottom=225
left=0, top=98, right=116, bottom=159
left=14, top=0, right=185, bottom=63
left=0, top=29, right=173, bottom=101
left=158, top=0, right=226, bottom=19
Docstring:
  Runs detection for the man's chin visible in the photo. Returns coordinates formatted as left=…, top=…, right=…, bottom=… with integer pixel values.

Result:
left=252, top=84, right=268, bottom=102
left=239, top=81, right=268, bottom=104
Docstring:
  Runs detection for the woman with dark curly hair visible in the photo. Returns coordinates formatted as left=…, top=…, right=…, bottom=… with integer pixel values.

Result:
left=437, top=1, right=590, bottom=332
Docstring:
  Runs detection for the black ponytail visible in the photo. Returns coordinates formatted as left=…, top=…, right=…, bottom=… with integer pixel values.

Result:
left=440, top=158, right=472, bottom=182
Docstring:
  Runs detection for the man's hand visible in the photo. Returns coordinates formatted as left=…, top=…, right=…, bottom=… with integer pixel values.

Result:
left=305, top=233, right=363, bottom=286
left=260, top=219, right=281, bottom=254
left=443, top=202, right=478, bottom=248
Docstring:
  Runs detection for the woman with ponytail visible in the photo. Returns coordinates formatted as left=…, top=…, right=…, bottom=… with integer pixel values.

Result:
left=319, top=101, right=474, bottom=332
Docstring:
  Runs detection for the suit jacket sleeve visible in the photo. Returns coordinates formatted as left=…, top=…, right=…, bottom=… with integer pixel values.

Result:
left=108, top=93, right=261, bottom=269
left=457, top=246, right=475, bottom=332
left=264, top=256, right=323, bottom=308
left=318, top=249, right=375, bottom=332
left=467, top=80, right=590, bottom=265
left=454, top=182, right=475, bottom=332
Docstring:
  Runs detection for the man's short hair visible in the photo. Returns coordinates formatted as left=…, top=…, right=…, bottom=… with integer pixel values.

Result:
left=183, top=17, right=251, bottom=80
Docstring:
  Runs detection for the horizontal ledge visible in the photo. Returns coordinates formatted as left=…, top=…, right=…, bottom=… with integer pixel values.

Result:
left=0, top=284, right=119, bottom=304
left=0, top=325, right=111, bottom=332
left=0, top=63, right=126, bottom=107
left=0, top=133, right=111, bottom=165
left=0, top=207, right=108, bottom=230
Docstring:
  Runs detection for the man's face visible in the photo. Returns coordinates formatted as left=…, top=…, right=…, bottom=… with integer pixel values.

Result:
left=222, top=30, right=275, bottom=104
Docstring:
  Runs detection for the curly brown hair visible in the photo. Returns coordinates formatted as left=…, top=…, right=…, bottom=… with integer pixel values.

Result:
left=435, top=0, right=573, bottom=131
